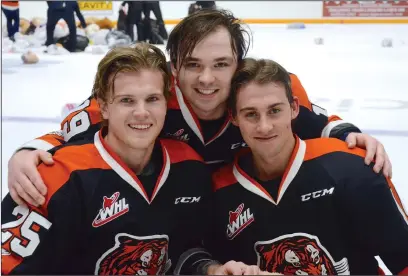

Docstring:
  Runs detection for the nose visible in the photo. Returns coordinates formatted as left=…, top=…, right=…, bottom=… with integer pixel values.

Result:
left=132, top=102, right=149, bottom=119
left=256, top=115, right=273, bottom=135
left=198, top=67, right=215, bottom=85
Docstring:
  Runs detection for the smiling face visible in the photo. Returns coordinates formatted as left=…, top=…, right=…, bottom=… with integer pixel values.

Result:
left=99, top=70, right=167, bottom=152
left=172, top=27, right=238, bottom=119
left=233, top=81, right=299, bottom=159
left=166, top=9, right=250, bottom=119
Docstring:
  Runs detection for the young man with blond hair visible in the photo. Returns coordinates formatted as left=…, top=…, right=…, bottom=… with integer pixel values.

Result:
left=2, top=43, right=215, bottom=275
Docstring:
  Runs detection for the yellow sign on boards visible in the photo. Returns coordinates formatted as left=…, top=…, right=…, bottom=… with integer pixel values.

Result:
left=78, top=1, right=112, bottom=11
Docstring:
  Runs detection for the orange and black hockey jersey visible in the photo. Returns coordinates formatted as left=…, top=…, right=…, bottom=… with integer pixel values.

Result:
left=19, top=74, right=360, bottom=170
left=205, top=137, right=408, bottom=275
left=2, top=130, right=213, bottom=274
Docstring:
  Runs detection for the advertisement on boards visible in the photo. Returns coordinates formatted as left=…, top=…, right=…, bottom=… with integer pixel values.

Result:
left=323, top=1, right=408, bottom=17
left=78, top=1, right=113, bottom=16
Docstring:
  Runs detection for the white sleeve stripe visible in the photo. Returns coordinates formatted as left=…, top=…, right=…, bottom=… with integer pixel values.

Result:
left=20, top=139, right=55, bottom=151
left=321, top=120, right=348, bottom=138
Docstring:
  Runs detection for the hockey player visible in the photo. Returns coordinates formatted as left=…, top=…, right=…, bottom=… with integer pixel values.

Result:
left=2, top=43, right=259, bottom=275
left=200, top=58, right=408, bottom=275
left=45, top=1, right=79, bottom=52
left=7, top=9, right=391, bottom=208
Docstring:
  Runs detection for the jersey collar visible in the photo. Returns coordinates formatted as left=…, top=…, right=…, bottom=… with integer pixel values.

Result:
left=94, top=130, right=171, bottom=205
left=233, top=136, right=306, bottom=205
left=174, top=85, right=231, bottom=145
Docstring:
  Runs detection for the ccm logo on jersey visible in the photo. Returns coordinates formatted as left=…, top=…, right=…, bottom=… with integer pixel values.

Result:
left=226, top=203, right=254, bottom=240
left=92, top=192, right=129, bottom=228
left=301, top=187, right=335, bottom=202
left=175, top=196, right=201, bottom=204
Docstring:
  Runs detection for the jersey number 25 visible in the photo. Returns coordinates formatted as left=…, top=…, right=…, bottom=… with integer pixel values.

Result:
left=2, top=206, right=52, bottom=258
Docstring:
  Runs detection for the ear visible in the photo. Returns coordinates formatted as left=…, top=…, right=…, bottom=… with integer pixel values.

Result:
left=97, top=98, right=109, bottom=120
left=170, top=62, right=178, bottom=79
left=290, top=96, right=300, bottom=120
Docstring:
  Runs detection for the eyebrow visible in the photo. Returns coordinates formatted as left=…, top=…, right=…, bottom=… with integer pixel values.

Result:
left=239, top=103, right=284, bottom=113
left=114, top=93, right=163, bottom=98
left=184, top=56, right=234, bottom=63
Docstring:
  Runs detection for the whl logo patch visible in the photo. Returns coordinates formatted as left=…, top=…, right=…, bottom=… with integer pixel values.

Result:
left=166, top=129, right=189, bottom=142
left=92, top=192, right=129, bottom=228
left=226, top=203, right=254, bottom=240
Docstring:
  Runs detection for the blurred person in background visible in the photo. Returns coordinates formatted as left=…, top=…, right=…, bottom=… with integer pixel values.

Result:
left=188, top=1, right=216, bottom=15
left=72, top=1, right=86, bottom=30
left=1, top=1, right=19, bottom=41
left=196, top=1, right=216, bottom=10
left=121, top=1, right=144, bottom=42
left=142, top=1, right=168, bottom=41
left=45, top=1, right=78, bottom=52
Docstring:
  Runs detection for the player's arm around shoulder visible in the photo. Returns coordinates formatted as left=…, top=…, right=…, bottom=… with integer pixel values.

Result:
left=8, top=96, right=102, bottom=206
left=313, top=139, right=408, bottom=274
left=291, top=73, right=391, bottom=178
left=2, top=148, right=89, bottom=274
left=15, top=96, right=98, bottom=153
left=290, top=73, right=360, bottom=138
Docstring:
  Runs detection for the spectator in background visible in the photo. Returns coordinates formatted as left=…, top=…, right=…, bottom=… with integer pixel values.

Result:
left=117, top=3, right=127, bottom=33
left=121, top=1, right=144, bottom=42
left=1, top=1, right=19, bottom=41
left=188, top=1, right=216, bottom=15
left=72, top=1, right=86, bottom=29
left=142, top=1, right=168, bottom=40
left=196, top=1, right=216, bottom=9
left=45, top=1, right=77, bottom=52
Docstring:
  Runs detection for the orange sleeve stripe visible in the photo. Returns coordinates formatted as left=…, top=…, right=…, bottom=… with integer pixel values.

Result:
left=328, top=115, right=342, bottom=123
left=88, top=98, right=103, bottom=125
left=290, top=74, right=312, bottom=111
left=38, top=144, right=110, bottom=209
left=386, top=178, right=408, bottom=223
left=304, top=138, right=366, bottom=161
left=20, top=137, right=61, bottom=151
left=38, top=134, right=64, bottom=147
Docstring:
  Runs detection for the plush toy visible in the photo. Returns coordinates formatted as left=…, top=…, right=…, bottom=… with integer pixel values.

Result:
left=85, top=23, right=100, bottom=37
left=19, top=18, right=30, bottom=34
left=85, top=16, right=99, bottom=26
left=95, top=17, right=115, bottom=30
left=31, top=17, right=46, bottom=27
left=21, top=51, right=39, bottom=64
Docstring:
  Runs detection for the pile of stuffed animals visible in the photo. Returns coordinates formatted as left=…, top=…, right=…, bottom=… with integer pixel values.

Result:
left=2, top=16, right=130, bottom=62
